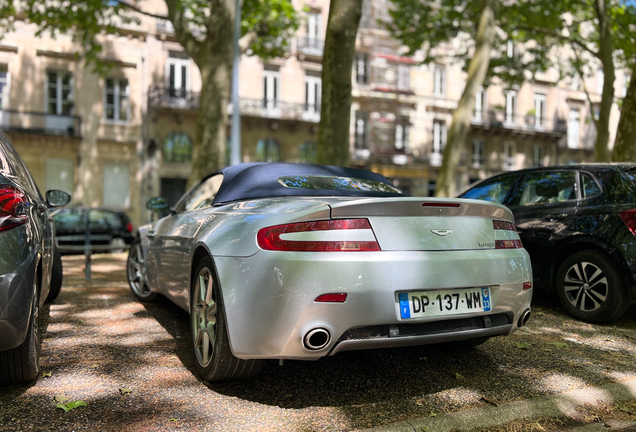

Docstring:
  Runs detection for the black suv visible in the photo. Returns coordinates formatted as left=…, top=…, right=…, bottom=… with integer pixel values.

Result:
left=459, top=164, right=636, bottom=323
left=53, top=207, right=135, bottom=253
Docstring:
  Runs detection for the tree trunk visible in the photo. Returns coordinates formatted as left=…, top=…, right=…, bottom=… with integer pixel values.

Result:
left=317, top=0, right=363, bottom=167
left=593, top=0, right=615, bottom=162
left=187, top=18, right=234, bottom=189
left=435, top=0, right=497, bottom=197
left=612, top=62, right=636, bottom=161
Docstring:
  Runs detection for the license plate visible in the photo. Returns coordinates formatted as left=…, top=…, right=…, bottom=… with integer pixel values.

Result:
left=398, top=287, right=492, bottom=319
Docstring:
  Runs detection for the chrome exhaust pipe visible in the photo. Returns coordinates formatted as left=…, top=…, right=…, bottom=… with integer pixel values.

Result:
left=303, top=328, right=331, bottom=350
left=518, top=309, right=531, bottom=327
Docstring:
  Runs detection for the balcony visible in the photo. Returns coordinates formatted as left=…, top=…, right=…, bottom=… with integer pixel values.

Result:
left=148, top=86, right=200, bottom=111
left=296, top=37, right=324, bottom=57
left=471, top=110, right=567, bottom=136
left=0, top=110, right=81, bottom=137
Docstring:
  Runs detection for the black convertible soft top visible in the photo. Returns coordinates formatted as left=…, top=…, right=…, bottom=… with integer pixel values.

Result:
left=211, top=163, right=404, bottom=204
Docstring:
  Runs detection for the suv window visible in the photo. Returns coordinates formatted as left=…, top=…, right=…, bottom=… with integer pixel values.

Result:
left=510, top=171, right=577, bottom=206
left=460, top=175, right=518, bottom=204
left=177, top=174, right=224, bottom=212
left=581, top=173, right=601, bottom=198
left=89, top=210, right=123, bottom=230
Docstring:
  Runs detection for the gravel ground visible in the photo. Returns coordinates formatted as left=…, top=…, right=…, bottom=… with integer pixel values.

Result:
left=1, top=253, right=636, bottom=431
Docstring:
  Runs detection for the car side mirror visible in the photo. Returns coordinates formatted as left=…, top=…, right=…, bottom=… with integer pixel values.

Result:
left=147, top=197, right=170, bottom=213
left=45, top=190, right=71, bottom=208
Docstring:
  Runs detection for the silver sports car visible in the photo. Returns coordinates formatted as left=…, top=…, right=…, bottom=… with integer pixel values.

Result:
left=128, top=163, right=532, bottom=382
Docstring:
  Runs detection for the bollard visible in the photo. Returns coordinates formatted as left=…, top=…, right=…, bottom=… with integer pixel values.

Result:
left=84, top=209, right=91, bottom=280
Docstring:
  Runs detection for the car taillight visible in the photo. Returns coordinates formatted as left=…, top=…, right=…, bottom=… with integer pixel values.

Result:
left=0, top=186, right=28, bottom=232
left=493, top=220, right=517, bottom=231
left=257, top=219, right=381, bottom=252
left=493, top=220, right=522, bottom=248
left=620, top=209, right=636, bottom=235
left=126, top=222, right=133, bottom=233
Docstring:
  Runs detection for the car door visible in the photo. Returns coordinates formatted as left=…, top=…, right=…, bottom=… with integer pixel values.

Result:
left=504, top=170, right=579, bottom=284
left=147, top=174, right=224, bottom=309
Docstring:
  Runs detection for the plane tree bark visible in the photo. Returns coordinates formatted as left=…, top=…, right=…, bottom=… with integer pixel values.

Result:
left=317, top=0, right=364, bottom=167
left=612, top=62, right=636, bottom=162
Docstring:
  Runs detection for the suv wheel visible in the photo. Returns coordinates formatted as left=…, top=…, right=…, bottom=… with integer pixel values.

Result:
left=556, top=250, right=629, bottom=323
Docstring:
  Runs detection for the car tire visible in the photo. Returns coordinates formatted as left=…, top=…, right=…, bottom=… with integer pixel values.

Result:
left=0, top=273, right=40, bottom=385
left=46, top=246, right=63, bottom=303
left=191, top=256, right=263, bottom=382
left=555, top=250, right=629, bottom=324
left=127, top=239, right=156, bottom=302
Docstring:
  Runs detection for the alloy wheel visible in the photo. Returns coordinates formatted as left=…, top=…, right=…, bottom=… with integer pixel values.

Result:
left=563, top=261, right=608, bottom=312
left=127, top=244, right=150, bottom=297
left=192, top=266, right=217, bottom=368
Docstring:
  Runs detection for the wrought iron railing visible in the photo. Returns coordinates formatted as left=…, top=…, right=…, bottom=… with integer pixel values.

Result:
left=148, top=86, right=200, bottom=110
left=0, top=110, right=81, bottom=137
left=149, top=87, right=321, bottom=122
left=471, top=110, right=567, bottom=134
left=296, top=37, right=324, bottom=56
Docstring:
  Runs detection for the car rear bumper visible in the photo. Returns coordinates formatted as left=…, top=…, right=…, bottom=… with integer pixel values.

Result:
left=214, top=249, right=533, bottom=360
left=0, top=230, right=38, bottom=351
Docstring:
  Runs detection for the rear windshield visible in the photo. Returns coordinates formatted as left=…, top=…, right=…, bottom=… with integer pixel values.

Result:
left=278, top=175, right=402, bottom=194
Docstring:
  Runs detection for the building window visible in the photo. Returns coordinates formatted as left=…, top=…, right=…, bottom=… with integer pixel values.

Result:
left=167, top=51, right=189, bottom=97
left=503, top=142, right=515, bottom=170
left=397, top=65, right=410, bottom=91
left=431, top=120, right=446, bottom=166
left=304, top=72, right=321, bottom=118
left=299, top=141, right=317, bottom=164
left=534, top=93, right=546, bottom=128
left=355, top=53, right=369, bottom=85
left=263, top=66, right=280, bottom=116
left=355, top=111, right=369, bottom=149
left=433, top=64, right=446, bottom=97
left=47, top=70, right=73, bottom=115
left=472, top=140, right=484, bottom=168
left=473, top=87, right=484, bottom=121
left=395, top=119, right=409, bottom=151
left=506, top=40, right=515, bottom=58
left=103, top=162, right=130, bottom=208
left=505, top=91, right=517, bottom=124
left=45, top=158, right=74, bottom=195
left=163, top=131, right=193, bottom=163
left=0, top=66, right=9, bottom=110
left=105, top=78, right=129, bottom=122
left=597, top=68, right=604, bottom=95
left=256, top=138, right=281, bottom=162
left=568, top=108, right=580, bottom=149
left=306, top=11, right=322, bottom=41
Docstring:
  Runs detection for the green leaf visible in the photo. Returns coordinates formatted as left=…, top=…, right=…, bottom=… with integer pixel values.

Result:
left=119, top=388, right=132, bottom=395
left=56, top=404, right=70, bottom=412
left=549, top=342, right=568, bottom=349
left=429, top=412, right=438, bottom=417
left=66, top=401, right=87, bottom=409
left=42, top=371, right=52, bottom=378
left=53, top=395, right=68, bottom=403
left=455, top=372, right=464, bottom=380
left=169, top=418, right=178, bottom=422
left=517, top=342, right=532, bottom=349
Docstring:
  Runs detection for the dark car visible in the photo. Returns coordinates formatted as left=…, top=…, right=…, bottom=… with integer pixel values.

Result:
left=459, top=164, right=636, bottom=324
left=53, top=207, right=135, bottom=253
left=0, top=132, right=70, bottom=386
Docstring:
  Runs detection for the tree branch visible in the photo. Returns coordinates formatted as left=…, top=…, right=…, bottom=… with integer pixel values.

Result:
left=572, top=46, right=600, bottom=131
left=509, top=22, right=600, bottom=59
left=164, top=0, right=204, bottom=60
left=116, top=1, right=168, bottom=21
left=239, top=30, right=257, bottom=54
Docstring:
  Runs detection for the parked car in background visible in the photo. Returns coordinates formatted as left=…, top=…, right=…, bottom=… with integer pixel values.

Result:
left=0, top=131, right=70, bottom=386
left=459, top=164, right=636, bottom=324
left=128, top=163, right=532, bottom=382
left=53, top=207, right=135, bottom=253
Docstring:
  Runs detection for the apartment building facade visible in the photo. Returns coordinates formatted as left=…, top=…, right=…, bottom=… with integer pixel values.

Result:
left=0, top=0, right=628, bottom=227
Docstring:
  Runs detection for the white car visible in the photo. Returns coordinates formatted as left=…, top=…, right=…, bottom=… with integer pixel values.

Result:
left=127, top=163, right=532, bottom=381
